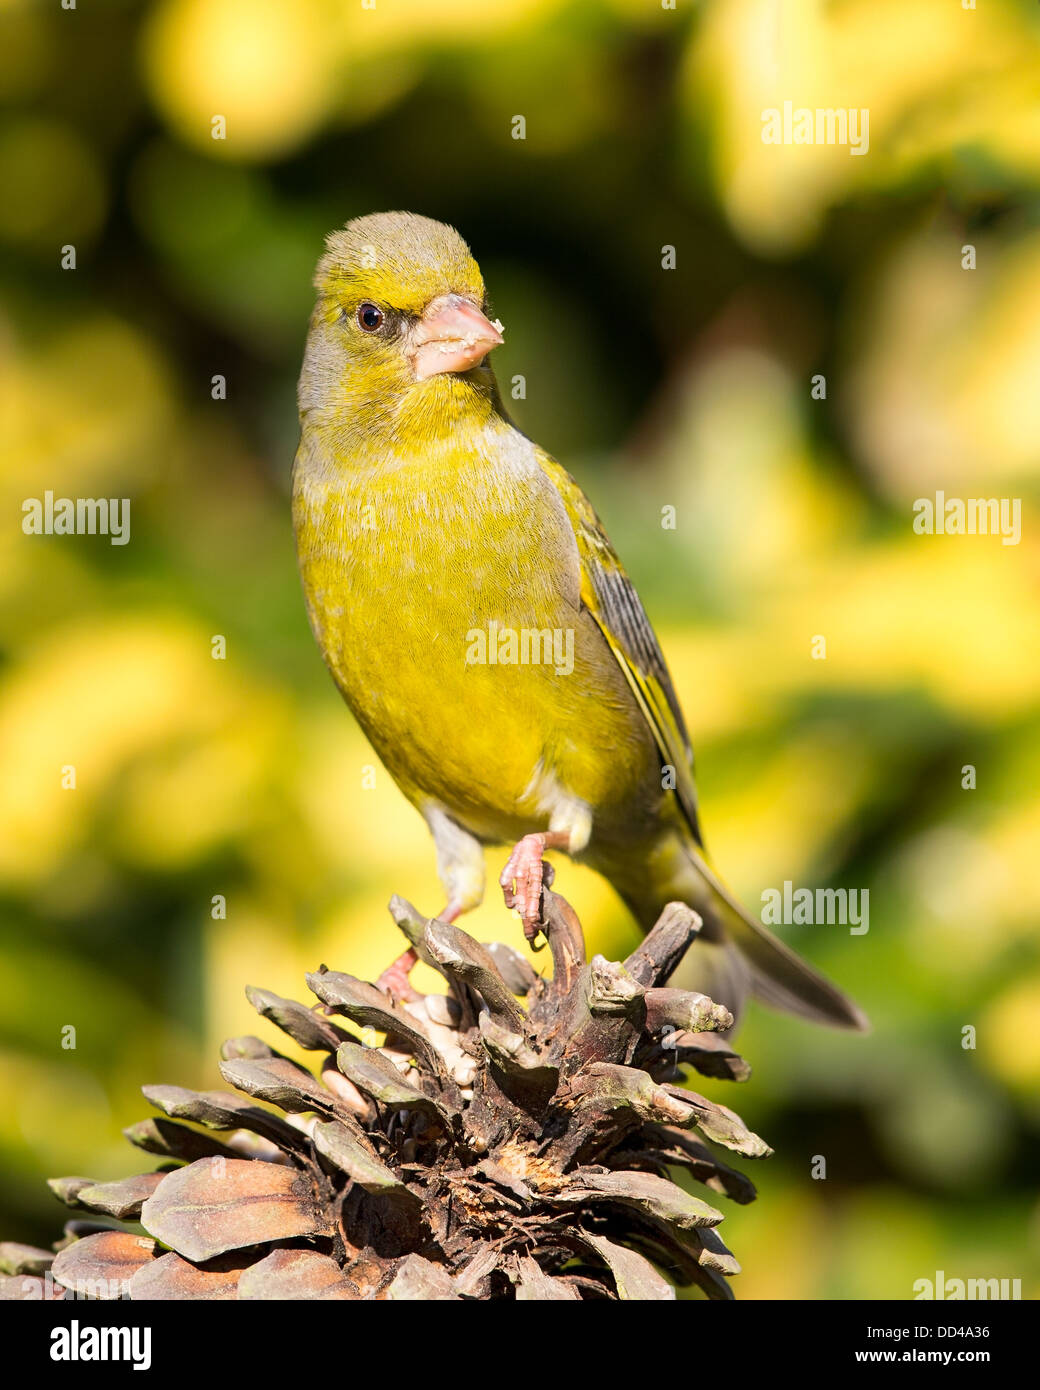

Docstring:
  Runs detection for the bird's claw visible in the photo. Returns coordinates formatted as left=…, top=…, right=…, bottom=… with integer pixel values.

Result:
left=499, top=834, right=551, bottom=943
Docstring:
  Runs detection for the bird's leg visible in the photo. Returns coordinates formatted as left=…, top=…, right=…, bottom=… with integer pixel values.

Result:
left=375, top=900, right=463, bottom=1000
left=425, top=807, right=485, bottom=918
left=376, top=948, right=419, bottom=1001
left=499, top=831, right=570, bottom=941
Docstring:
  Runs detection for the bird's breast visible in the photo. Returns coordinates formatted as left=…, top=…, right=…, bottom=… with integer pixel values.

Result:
left=292, top=427, right=658, bottom=842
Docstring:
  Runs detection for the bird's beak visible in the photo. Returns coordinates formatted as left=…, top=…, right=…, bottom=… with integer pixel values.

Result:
left=411, top=294, right=504, bottom=380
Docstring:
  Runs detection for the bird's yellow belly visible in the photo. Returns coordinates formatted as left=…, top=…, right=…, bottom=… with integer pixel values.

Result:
left=294, top=453, right=659, bottom=847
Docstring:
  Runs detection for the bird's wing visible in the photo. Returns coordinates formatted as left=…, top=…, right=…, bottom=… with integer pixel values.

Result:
left=533, top=447, right=704, bottom=847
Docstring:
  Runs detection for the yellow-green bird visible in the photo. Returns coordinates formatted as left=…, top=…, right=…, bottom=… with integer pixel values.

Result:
left=292, top=211, right=866, bottom=1031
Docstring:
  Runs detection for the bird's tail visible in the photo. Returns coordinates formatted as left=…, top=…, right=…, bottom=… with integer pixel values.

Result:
left=639, top=841, right=869, bottom=1032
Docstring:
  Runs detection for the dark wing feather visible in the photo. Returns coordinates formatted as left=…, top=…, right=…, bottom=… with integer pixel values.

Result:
left=533, top=447, right=704, bottom=847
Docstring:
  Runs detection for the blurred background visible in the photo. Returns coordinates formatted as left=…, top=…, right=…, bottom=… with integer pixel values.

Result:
left=2, top=0, right=1039, bottom=1299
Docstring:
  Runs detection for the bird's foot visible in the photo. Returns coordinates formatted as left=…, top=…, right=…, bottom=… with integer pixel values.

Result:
left=499, top=832, right=567, bottom=942
left=376, top=947, right=420, bottom=1002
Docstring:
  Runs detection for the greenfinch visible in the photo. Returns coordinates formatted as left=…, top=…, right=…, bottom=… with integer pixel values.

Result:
left=292, top=211, right=866, bottom=1031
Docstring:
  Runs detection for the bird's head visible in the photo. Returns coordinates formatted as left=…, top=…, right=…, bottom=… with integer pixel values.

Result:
left=298, top=211, right=505, bottom=435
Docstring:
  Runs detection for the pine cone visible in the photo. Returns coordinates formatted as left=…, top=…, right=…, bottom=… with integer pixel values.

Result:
left=0, top=878, right=770, bottom=1301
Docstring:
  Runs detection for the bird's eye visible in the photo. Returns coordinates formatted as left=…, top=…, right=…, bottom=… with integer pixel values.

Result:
left=356, top=302, right=384, bottom=332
